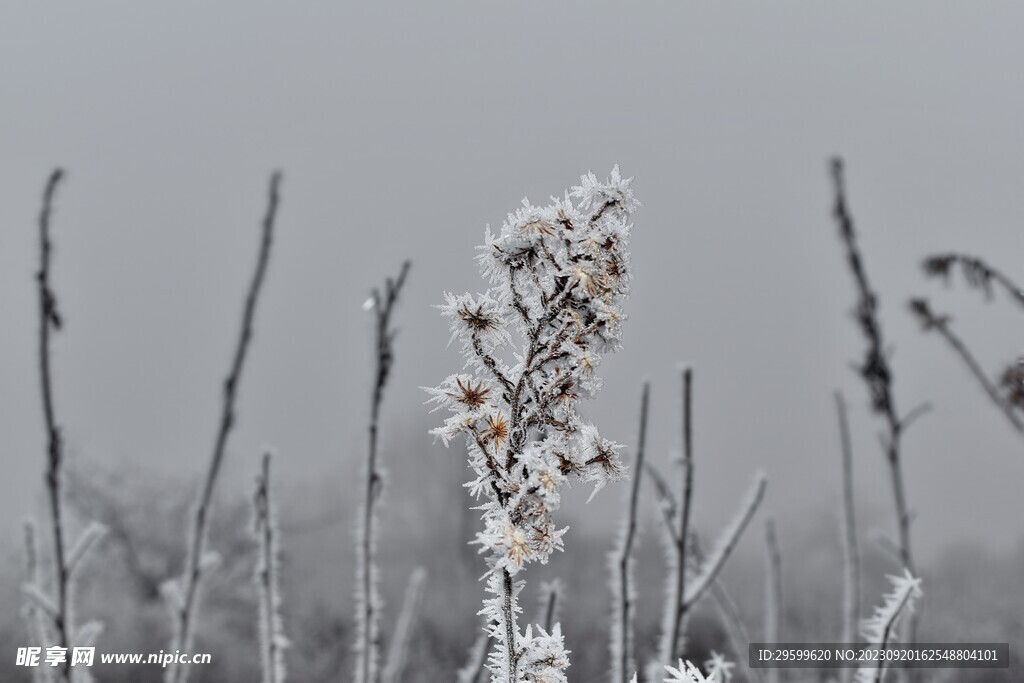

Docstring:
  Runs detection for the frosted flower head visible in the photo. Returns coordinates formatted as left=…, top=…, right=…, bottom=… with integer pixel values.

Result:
left=579, top=424, right=626, bottom=500
left=424, top=373, right=496, bottom=413
left=519, top=624, right=570, bottom=683
left=439, top=291, right=510, bottom=353
left=571, top=165, right=640, bottom=217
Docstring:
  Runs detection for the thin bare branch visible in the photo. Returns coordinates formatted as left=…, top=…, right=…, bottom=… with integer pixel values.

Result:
left=356, top=260, right=412, bottom=683
left=909, top=298, right=1024, bottom=437
left=610, top=382, right=649, bottom=683
left=922, top=252, right=1024, bottom=312
left=667, top=367, right=695, bottom=663
left=36, top=168, right=72, bottom=681
left=167, top=172, right=282, bottom=683
left=835, top=391, right=861, bottom=683
left=830, top=158, right=917, bottom=594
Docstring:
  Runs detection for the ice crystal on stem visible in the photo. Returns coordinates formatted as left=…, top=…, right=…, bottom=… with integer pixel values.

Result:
left=854, top=570, right=923, bottom=683
left=428, top=167, right=638, bottom=682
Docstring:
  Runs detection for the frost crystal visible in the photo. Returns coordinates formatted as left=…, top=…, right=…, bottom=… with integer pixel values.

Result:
left=663, top=659, right=719, bottom=683
left=428, top=167, right=638, bottom=682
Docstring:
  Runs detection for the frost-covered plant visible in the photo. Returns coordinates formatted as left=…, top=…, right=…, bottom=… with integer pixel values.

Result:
left=252, top=451, right=288, bottom=683
left=428, top=166, right=639, bottom=682
left=853, top=570, right=923, bottom=683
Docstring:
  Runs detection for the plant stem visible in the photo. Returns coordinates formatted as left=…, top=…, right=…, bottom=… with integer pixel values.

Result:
left=168, top=172, right=282, bottom=683
left=835, top=391, right=861, bottom=683
left=36, top=168, right=71, bottom=682
left=356, top=261, right=411, bottom=683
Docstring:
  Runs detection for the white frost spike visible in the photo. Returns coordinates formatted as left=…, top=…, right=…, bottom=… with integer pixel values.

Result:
left=703, top=651, right=734, bottom=682
left=664, top=658, right=718, bottom=683
left=854, top=570, right=923, bottom=683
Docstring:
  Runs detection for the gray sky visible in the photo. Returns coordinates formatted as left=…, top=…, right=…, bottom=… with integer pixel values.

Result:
left=2, top=2, right=1023, bottom=563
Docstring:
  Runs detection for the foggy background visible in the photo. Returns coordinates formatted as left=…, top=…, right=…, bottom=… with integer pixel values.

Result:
left=2, top=3, right=1023, bottom=681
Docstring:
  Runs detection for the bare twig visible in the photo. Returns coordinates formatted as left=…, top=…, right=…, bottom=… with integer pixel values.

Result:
left=655, top=367, right=696, bottom=667
left=830, top=158, right=918, bottom=596
left=166, top=172, right=282, bottom=683
left=835, top=392, right=861, bottom=683
left=355, top=260, right=411, bottom=683
left=909, top=298, right=1024, bottom=437
left=253, top=452, right=287, bottom=683
left=610, top=382, right=649, bottom=683
left=36, top=169, right=72, bottom=681
left=922, top=252, right=1024, bottom=312
left=763, top=518, right=782, bottom=683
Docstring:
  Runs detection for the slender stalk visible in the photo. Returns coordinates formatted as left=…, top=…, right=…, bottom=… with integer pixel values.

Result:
left=830, top=159, right=917, bottom=586
left=909, top=298, right=1024, bottom=436
left=36, top=169, right=71, bottom=682
left=611, top=382, right=649, bottom=683
left=254, top=452, right=287, bottom=683
left=355, top=261, right=411, bottom=683
left=763, top=519, right=782, bottom=683
left=667, top=367, right=695, bottom=662
left=167, top=172, right=282, bottom=683
left=835, top=392, right=861, bottom=683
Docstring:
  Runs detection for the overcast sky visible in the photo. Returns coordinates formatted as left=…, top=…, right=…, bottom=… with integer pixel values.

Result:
left=2, top=2, right=1023, bottom=564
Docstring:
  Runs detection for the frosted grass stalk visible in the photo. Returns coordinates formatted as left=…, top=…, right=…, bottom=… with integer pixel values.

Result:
left=609, top=382, right=649, bottom=683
